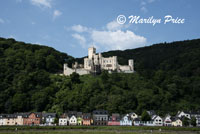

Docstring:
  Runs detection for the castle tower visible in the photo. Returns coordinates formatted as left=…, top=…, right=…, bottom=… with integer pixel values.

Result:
left=88, top=47, right=96, bottom=59
left=63, top=63, right=68, bottom=75
left=128, top=59, right=134, bottom=71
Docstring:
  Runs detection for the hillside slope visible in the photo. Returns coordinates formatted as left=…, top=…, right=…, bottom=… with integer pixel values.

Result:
left=0, top=37, right=200, bottom=115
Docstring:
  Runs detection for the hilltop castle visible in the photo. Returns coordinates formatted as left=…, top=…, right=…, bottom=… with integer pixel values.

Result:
left=63, top=47, right=134, bottom=76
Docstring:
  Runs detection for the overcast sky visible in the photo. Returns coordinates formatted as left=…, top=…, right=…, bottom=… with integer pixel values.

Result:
left=0, top=0, right=200, bottom=57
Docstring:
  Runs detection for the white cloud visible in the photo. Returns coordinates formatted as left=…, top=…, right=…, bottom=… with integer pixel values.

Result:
left=70, top=21, right=147, bottom=51
left=0, top=18, right=4, bottom=24
left=91, top=30, right=146, bottom=50
left=106, top=21, right=123, bottom=31
left=71, top=25, right=88, bottom=33
left=30, top=0, right=52, bottom=8
left=53, top=10, right=62, bottom=19
left=72, top=33, right=87, bottom=48
left=140, top=0, right=156, bottom=13
left=141, top=6, right=148, bottom=13
left=106, top=20, right=130, bottom=31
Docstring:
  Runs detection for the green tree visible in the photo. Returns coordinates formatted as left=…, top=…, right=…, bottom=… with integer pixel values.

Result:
left=191, top=117, right=197, bottom=127
left=141, top=110, right=151, bottom=121
left=70, top=72, right=80, bottom=84
left=182, top=117, right=190, bottom=126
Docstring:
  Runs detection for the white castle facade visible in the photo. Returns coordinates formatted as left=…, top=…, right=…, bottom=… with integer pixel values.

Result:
left=64, top=47, right=134, bottom=76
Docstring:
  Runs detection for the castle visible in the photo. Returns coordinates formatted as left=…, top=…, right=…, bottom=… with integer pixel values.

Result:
left=63, top=47, right=134, bottom=76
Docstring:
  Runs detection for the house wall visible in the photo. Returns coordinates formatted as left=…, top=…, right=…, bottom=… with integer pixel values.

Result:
left=15, top=116, right=23, bottom=125
left=172, top=119, right=182, bottom=127
left=0, top=119, right=5, bottom=125
left=120, top=116, right=132, bottom=126
left=133, top=121, right=154, bottom=126
left=108, top=121, right=120, bottom=126
left=4, top=118, right=16, bottom=125
left=153, top=116, right=163, bottom=126
left=77, top=117, right=82, bottom=125
left=59, top=118, right=68, bottom=126
left=23, top=113, right=41, bottom=125
left=82, top=119, right=91, bottom=125
left=69, top=116, right=77, bottom=125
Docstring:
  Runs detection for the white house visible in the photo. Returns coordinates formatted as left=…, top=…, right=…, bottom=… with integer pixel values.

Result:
left=133, top=118, right=154, bottom=126
left=69, top=115, right=77, bottom=125
left=120, top=114, right=132, bottom=126
left=172, top=118, right=182, bottom=127
left=59, top=113, right=69, bottom=126
left=152, top=115, right=163, bottom=126
left=190, top=112, right=200, bottom=127
left=0, top=114, right=6, bottom=125
left=43, top=113, right=56, bottom=126
left=163, top=115, right=172, bottom=126
left=129, top=112, right=138, bottom=120
left=177, top=111, right=191, bottom=119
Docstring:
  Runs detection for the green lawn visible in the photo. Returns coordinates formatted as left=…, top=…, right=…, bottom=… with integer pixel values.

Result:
left=0, top=130, right=199, bottom=134
left=0, top=126, right=200, bottom=134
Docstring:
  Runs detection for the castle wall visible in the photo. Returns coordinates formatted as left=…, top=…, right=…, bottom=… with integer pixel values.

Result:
left=64, top=47, right=134, bottom=76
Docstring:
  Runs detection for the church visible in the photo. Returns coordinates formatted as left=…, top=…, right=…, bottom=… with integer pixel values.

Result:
left=63, top=47, right=134, bottom=76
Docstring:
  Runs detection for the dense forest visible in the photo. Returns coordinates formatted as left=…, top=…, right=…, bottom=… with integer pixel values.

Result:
left=0, top=37, right=200, bottom=116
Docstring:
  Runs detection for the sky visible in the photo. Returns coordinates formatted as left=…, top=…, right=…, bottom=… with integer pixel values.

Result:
left=0, top=0, right=200, bottom=57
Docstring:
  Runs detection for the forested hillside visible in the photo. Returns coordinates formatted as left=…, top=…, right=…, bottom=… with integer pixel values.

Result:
left=0, top=37, right=200, bottom=116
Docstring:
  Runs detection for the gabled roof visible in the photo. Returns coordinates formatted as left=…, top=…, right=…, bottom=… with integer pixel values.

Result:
left=77, top=112, right=83, bottom=117
left=147, top=110, right=156, bottom=117
left=93, top=110, right=108, bottom=115
left=42, top=113, right=56, bottom=118
left=112, top=113, right=120, bottom=117
left=121, top=114, right=131, bottom=120
left=83, top=113, right=91, bottom=119
left=67, top=111, right=77, bottom=117
left=60, top=113, right=69, bottom=118
left=171, top=116, right=182, bottom=122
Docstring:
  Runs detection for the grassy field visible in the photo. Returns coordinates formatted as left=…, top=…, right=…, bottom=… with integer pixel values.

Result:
left=0, top=130, right=200, bottom=134
left=0, top=126, right=200, bottom=134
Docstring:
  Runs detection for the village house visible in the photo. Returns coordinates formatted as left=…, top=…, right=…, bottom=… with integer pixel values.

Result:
left=93, top=110, right=108, bottom=125
left=59, top=113, right=69, bottom=126
left=133, top=118, right=154, bottom=126
left=77, top=112, right=83, bottom=125
left=4, top=114, right=16, bottom=126
left=23, top=112, right=42, bottom=126
left=82, top=113, right=92, bottom=126
left=67, top=111, right=78, bottom=125
left=171, top=117, right=182, bottom=127
left=163, top=114, right=172, bottom=126
left=177, top=111, right=191, bottom=119
left=14, top=113, right=24, bottom=125
left=0, top=114, right=5, bottom=125
left=190, top=111, right=200, bottom=127
left=42, top=113, right=56, bottom=126
left=108, top=113, right=120, bottom=126
left=69, top=115, right=77, bottom=125
left=120, top=114, right=132, bottom=126
left=129, top=112, right=138, bottom=121
left=152, top=115, right=163, bottom=126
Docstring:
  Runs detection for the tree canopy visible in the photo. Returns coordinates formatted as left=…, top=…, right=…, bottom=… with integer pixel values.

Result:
left=0, top=37, right=200, bottom=116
